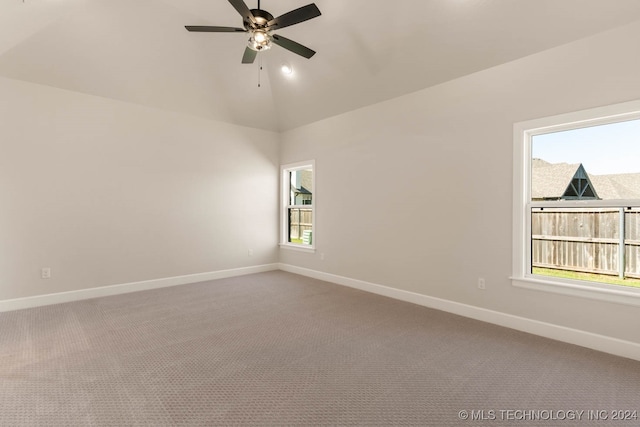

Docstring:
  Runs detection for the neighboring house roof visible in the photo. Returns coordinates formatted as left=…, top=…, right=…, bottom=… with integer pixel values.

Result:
left=590, top=174, right=640, bottom=200
left=531, top=160, right=582, bottom=200
left=532, top=159, right=640, bottom=200
left=294, top=186, right=312, bottom=195
left=292, top=170, right=313, bottom=193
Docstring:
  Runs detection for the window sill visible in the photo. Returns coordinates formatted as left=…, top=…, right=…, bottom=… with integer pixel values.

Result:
left=279, top=243, right=316, bottom=253
left=511, top=276, right=640, bottom=307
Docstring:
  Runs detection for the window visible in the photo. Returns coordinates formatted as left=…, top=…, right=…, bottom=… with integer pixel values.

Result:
left=281, top=161, right=314, bottom=250
left=513, top=100, right=640, bottom=306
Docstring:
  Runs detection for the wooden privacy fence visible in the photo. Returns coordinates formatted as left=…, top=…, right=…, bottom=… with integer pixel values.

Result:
left=289, top=208, right=312, bottom=241
left=531, top=208, right=640, bottom=278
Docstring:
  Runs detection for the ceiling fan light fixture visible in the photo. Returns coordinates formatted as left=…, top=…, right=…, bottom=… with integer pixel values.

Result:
left=254, top=30, right=268, bottom=43
left=248, top=30, right=271, bottom=51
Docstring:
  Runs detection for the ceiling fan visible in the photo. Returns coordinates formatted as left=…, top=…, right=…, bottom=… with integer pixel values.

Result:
left=185, top=0, right=321, bottom=64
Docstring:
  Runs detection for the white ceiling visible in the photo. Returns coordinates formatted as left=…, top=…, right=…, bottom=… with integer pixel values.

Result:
left=2, top=0, right=640, bottom=132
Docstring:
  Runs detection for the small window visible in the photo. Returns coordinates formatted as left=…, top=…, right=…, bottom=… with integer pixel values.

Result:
left=513, top=101, right=640, bottom=305
left=281, top=161, right=314, bottom=250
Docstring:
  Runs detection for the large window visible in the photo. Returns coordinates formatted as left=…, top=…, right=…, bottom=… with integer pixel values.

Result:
left=281, top=161, right=314, bottom=250
left=513, top=101, right=640, bottom=306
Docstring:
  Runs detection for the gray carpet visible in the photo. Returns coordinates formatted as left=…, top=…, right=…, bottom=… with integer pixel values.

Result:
left=1, top=270, right=639, bottom=426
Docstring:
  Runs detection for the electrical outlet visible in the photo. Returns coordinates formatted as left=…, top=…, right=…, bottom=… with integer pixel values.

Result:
left=477, top=278, right=486, bottom=290
left=41, top=268, right=51, bottom=279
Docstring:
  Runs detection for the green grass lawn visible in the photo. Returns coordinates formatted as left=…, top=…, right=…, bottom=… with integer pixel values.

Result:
left=533, top=267, right=640, bottom=289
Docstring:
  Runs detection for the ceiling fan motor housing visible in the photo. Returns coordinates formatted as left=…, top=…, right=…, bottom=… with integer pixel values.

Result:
left=245, top=9, right=274, bottom=30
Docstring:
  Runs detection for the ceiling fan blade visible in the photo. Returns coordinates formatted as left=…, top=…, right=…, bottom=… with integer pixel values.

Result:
left=185, top=26, right=246, bottom=32
left=271, top=34, right=316, bottom=59
left=266, top=4, right=321, bottom=30
left=228, top=0, right=257, bottom=26
left=242, top=47, right=258, bottom=64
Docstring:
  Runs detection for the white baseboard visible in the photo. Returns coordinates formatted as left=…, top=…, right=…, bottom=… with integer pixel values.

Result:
left=4, top=262, right=638, bottom=362
left=0, top=264, right=279, bottom=313
left=278, top=263, right=640, bottom=362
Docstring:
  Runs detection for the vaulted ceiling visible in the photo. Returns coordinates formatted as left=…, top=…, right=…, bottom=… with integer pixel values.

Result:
left=3, top=0, right=640, bottom=132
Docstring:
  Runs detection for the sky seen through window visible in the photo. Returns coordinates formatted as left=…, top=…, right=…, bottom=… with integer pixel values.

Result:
left=532, top=118, right=640, bottom=175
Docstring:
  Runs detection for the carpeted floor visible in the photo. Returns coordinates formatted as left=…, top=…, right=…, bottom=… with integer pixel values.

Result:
left=1, top=270, right=639, bottom=426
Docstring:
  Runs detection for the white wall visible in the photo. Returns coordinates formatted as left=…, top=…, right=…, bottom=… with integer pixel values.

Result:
left=2, top=18, right=639, bottom=347
left=0, top=77, right=279, bottom=300
left=280, top=21, right=640, bottom=344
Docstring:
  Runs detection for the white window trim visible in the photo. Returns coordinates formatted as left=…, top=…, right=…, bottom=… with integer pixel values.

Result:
left=280, top=160, right=315, bottom=252
left=512, top=100, right=640, bottom=307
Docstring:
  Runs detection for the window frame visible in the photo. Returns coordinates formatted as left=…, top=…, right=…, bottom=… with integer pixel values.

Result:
left=512, top=100, right=640, bottom=307
left=280, top=160, right=315, bottom=252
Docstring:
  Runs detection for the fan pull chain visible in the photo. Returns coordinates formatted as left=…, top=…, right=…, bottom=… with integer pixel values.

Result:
left=258, top=57, right=263, bottom=88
